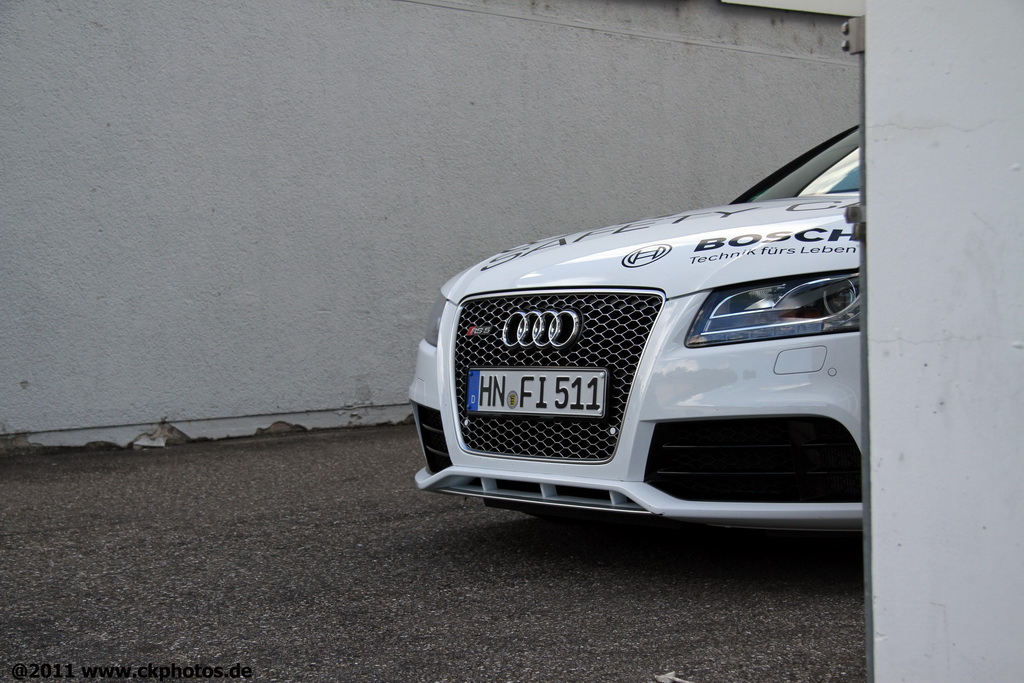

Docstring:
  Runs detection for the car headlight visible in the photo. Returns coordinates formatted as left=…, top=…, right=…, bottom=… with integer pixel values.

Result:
left=423, top=293, right=448, bottom=347
left=686, top=272, right=860, bottom=347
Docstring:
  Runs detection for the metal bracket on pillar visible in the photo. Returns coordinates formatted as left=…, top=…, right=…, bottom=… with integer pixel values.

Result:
left=845, top=204, right=866, bottom=242
left=842, top=16, right=865, bottom=54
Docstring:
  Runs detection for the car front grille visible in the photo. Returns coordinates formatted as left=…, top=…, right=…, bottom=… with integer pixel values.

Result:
left=644, top=417, right=861, bottom=502
left=453, top=290, right=663, bottom=461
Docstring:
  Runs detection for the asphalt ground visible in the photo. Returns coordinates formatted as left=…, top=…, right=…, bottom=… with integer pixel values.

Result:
left=1, top=425, right=866, bottom=683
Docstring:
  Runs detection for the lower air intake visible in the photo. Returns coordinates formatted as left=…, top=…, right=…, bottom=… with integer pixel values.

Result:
left=414, top=403, right=451, bottom=474
left=645, top=417, right=861, bottom=503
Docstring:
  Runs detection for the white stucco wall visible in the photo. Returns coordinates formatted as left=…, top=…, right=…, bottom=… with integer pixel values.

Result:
left=1, top=0, right=857, bottom=446
left=865, top=0, right=1024, bottom=680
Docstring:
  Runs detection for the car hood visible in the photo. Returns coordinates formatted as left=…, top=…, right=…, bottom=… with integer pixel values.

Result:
left=441, top=195, right=861, bottom=301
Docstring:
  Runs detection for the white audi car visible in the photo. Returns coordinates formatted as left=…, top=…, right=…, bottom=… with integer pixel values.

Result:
left=409, top=128, right=862, bottom=531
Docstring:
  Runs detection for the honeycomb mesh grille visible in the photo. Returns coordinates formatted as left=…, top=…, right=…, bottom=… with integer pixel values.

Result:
left=453, top=290, right=663, bottom=461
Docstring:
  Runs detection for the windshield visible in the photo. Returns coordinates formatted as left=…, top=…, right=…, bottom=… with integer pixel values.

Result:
left=733, top=128, right=861, bottom=203
left=797, top=148, right=859, bottom=196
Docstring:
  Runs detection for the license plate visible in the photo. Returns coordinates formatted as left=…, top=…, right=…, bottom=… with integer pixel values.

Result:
left=467, top=368, right=607, bottom=418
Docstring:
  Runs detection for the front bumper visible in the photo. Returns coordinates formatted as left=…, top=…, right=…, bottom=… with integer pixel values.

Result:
left=409, top=292, right=863, bottom=531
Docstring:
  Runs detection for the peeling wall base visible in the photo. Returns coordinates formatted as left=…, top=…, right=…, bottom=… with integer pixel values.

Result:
left=0, top=405, right=414, bottom=454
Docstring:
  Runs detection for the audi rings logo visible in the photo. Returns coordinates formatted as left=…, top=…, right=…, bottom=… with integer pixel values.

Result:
left=502, top=310, right=581, bottom=349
